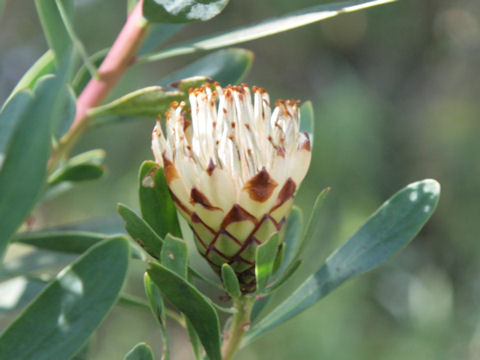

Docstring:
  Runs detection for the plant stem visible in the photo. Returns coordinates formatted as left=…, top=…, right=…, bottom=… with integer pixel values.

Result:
left=73, top=0, right=149, bottom=129
left=222, top=296, right=254, bottom=360
left=48, top=0, right=150, bottom=172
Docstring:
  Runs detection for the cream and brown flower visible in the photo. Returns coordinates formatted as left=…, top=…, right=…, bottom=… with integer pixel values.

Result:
left=152, top=83, right=311, bottom=293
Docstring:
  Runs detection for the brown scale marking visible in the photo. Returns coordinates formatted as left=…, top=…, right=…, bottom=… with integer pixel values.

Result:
left=191, top=230, right=208, bottom=250
left=223, top=108, right=227, bottom=114
left=232, top=255, right=255, bottom=266
left=169, top=190, right=192, bottom=216
left=207, top=159, right=216, bottom=176
left=162, top=156, right=180, bottom=184
left=207, top=246, right=230, bottom=260
left=231, top=122, right=236, bottom=128
left=190, top=187, right=221, bottom=211
left=277, top=147, right=286, bottom=158
left=221, top=204, right=257, bottom=228
left=270, top=178, right=296, bottom=213
left=190, top=212, right=216, bottom=234
left=243, top=167, right=278, bottom=202
left=245, top=123, right=251, bottom=130
left=300, top=132, right=311, bottom=151
left=217, top=228, right=243, bottom=246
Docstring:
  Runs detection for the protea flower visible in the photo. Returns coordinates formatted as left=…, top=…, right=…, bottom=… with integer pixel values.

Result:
left=151, top=83, right=311, bottom=293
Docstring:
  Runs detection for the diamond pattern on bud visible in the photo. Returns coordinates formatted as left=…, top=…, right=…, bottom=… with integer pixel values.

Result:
left=152, top=83, right=311, bottom=293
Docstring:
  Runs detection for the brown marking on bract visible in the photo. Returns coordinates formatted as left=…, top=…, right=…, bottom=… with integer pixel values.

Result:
left=170, top=190, right=192, bottom=216
left=300, top=132, right=311, bottom=151
left=271, top=178, right=296, bottom=212
left=243, top=168, right=278, bottom=202
left=221, top=204, right=257, bottom=228
left=162, top=155, right=179, bottom=184
left=190, top=187, right=221, bottom=211
left=207, top=159, right=216, bottom=176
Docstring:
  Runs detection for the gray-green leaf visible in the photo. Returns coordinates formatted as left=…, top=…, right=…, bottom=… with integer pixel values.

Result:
left=0, top=236, right=130, bottom=360
left=143, top=0, right=229, bottom=24
left=124, top=342, right=154, bottom=360
left=159, top=48, right=253, bottom=87
left=138, top=161, right=182, bottom=239
left=244, top=179, right=440, bottom=345
left=140, top=0, right=395, bottom=62
left=148, top=262, right=221, bottom=360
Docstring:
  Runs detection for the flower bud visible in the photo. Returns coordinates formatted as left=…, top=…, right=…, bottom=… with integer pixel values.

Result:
left=152, top=83, right=311, bottom=292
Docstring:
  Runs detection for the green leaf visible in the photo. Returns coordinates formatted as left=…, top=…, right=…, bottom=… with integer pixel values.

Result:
left=265, top=259, right=302, bottom=295
left=185, top=317, right=202, bottom=360
left=161, top=234, right=188, bottom=278
left=124, top=343, right=154, bottom=360
left=88, top=86, right=184, bottom=120
left=13, top=231, right=105, bottom=254
left=118, top=203, right=164, bottom=259
left=2, top=51, right=55, bottom=109
left=35, top=0, right=74, bottom=62
left=221, top=263, right=241, bottom=298
left=144, top=273, right=167, bottom=326
left=139, top=24, right=184, bottom=55
left=275, top=206, right=303, bottom=277
left=168, top=76, right=213, bottom=92
left=159, top=48, right=254, bottom=87
left=255, top=233, right=281, bottom=293
left=244, top=179, right=441, bottom=345
left=140, top=0, right=395, bottom=62
left=0, top=250, right=77, bottom=282
left=138, top=161, right=182, bottom=239
left=299, top=101, right=314, bottom=148
left=143, top=0, right=229, bottom=24
left=0, top=236, right=130, bottom=359
left=55, top=85, right=76, bottom=139
left=0, top=73, right=69, bottom=260
left=72, top=48, right=108, bottom=95
left=297, top=187, right=331, bottom=261
left=48, top=149, right=105, bottom=186
left=148, top=262, right=221, bottom=360
left=0, top=90, right=33, bottom=165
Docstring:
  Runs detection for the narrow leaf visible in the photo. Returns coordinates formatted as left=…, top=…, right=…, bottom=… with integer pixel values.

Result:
left=88, top=86, right=184, bottom=119
left=34, top=0, right=74, bottom=62
left=161, top=234, right=188, bottom=278
left=244, top=179, right=441, bottom=345
left=72, top=48, right=108, bottom=95
left=13, top=231, right=105, bottom=254
left=159, top=48, right=254, bottom=88
left=118, top=203, right=164, bottom=259
left=2, top=51, right=55, bottom=109
left=299, top=101, right=314, bottom=147
left=274, top=206, right=303, bottom=277
left=140, top=0, right=395, bottom=62
left=0, top=73, right=69, bottom=260
left=138, top=161, right=182, bottom=239
left=48, top=149, right=105, bottom=186
left=144, top=273, right=169, bottom=359
left=0, top=236, right=130, bottom=359
left=185, top=317, right=202, bottom=360
left=148, top=263, right=221, bottom=360
left=124, top=342, right=154, bottom=360
left=143, top=0, right=229, bottom=24
left=255, top=233, right=281, bottom=293
left=221, top=263, right=241, bottom=298
left=297, top=187, right=330, bottom=260
left=0, top=90, right=33, bottom=165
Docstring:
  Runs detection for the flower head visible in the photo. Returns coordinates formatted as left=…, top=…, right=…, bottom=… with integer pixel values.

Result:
left=152, top=83, right=311, bottom=292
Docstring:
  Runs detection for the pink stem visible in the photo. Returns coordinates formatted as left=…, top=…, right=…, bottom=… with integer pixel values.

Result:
left=72, top=0, right=149, bottom=129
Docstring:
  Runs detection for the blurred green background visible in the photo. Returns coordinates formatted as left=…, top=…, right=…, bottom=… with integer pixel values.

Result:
left=1, top=0, right=480, bottom=359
